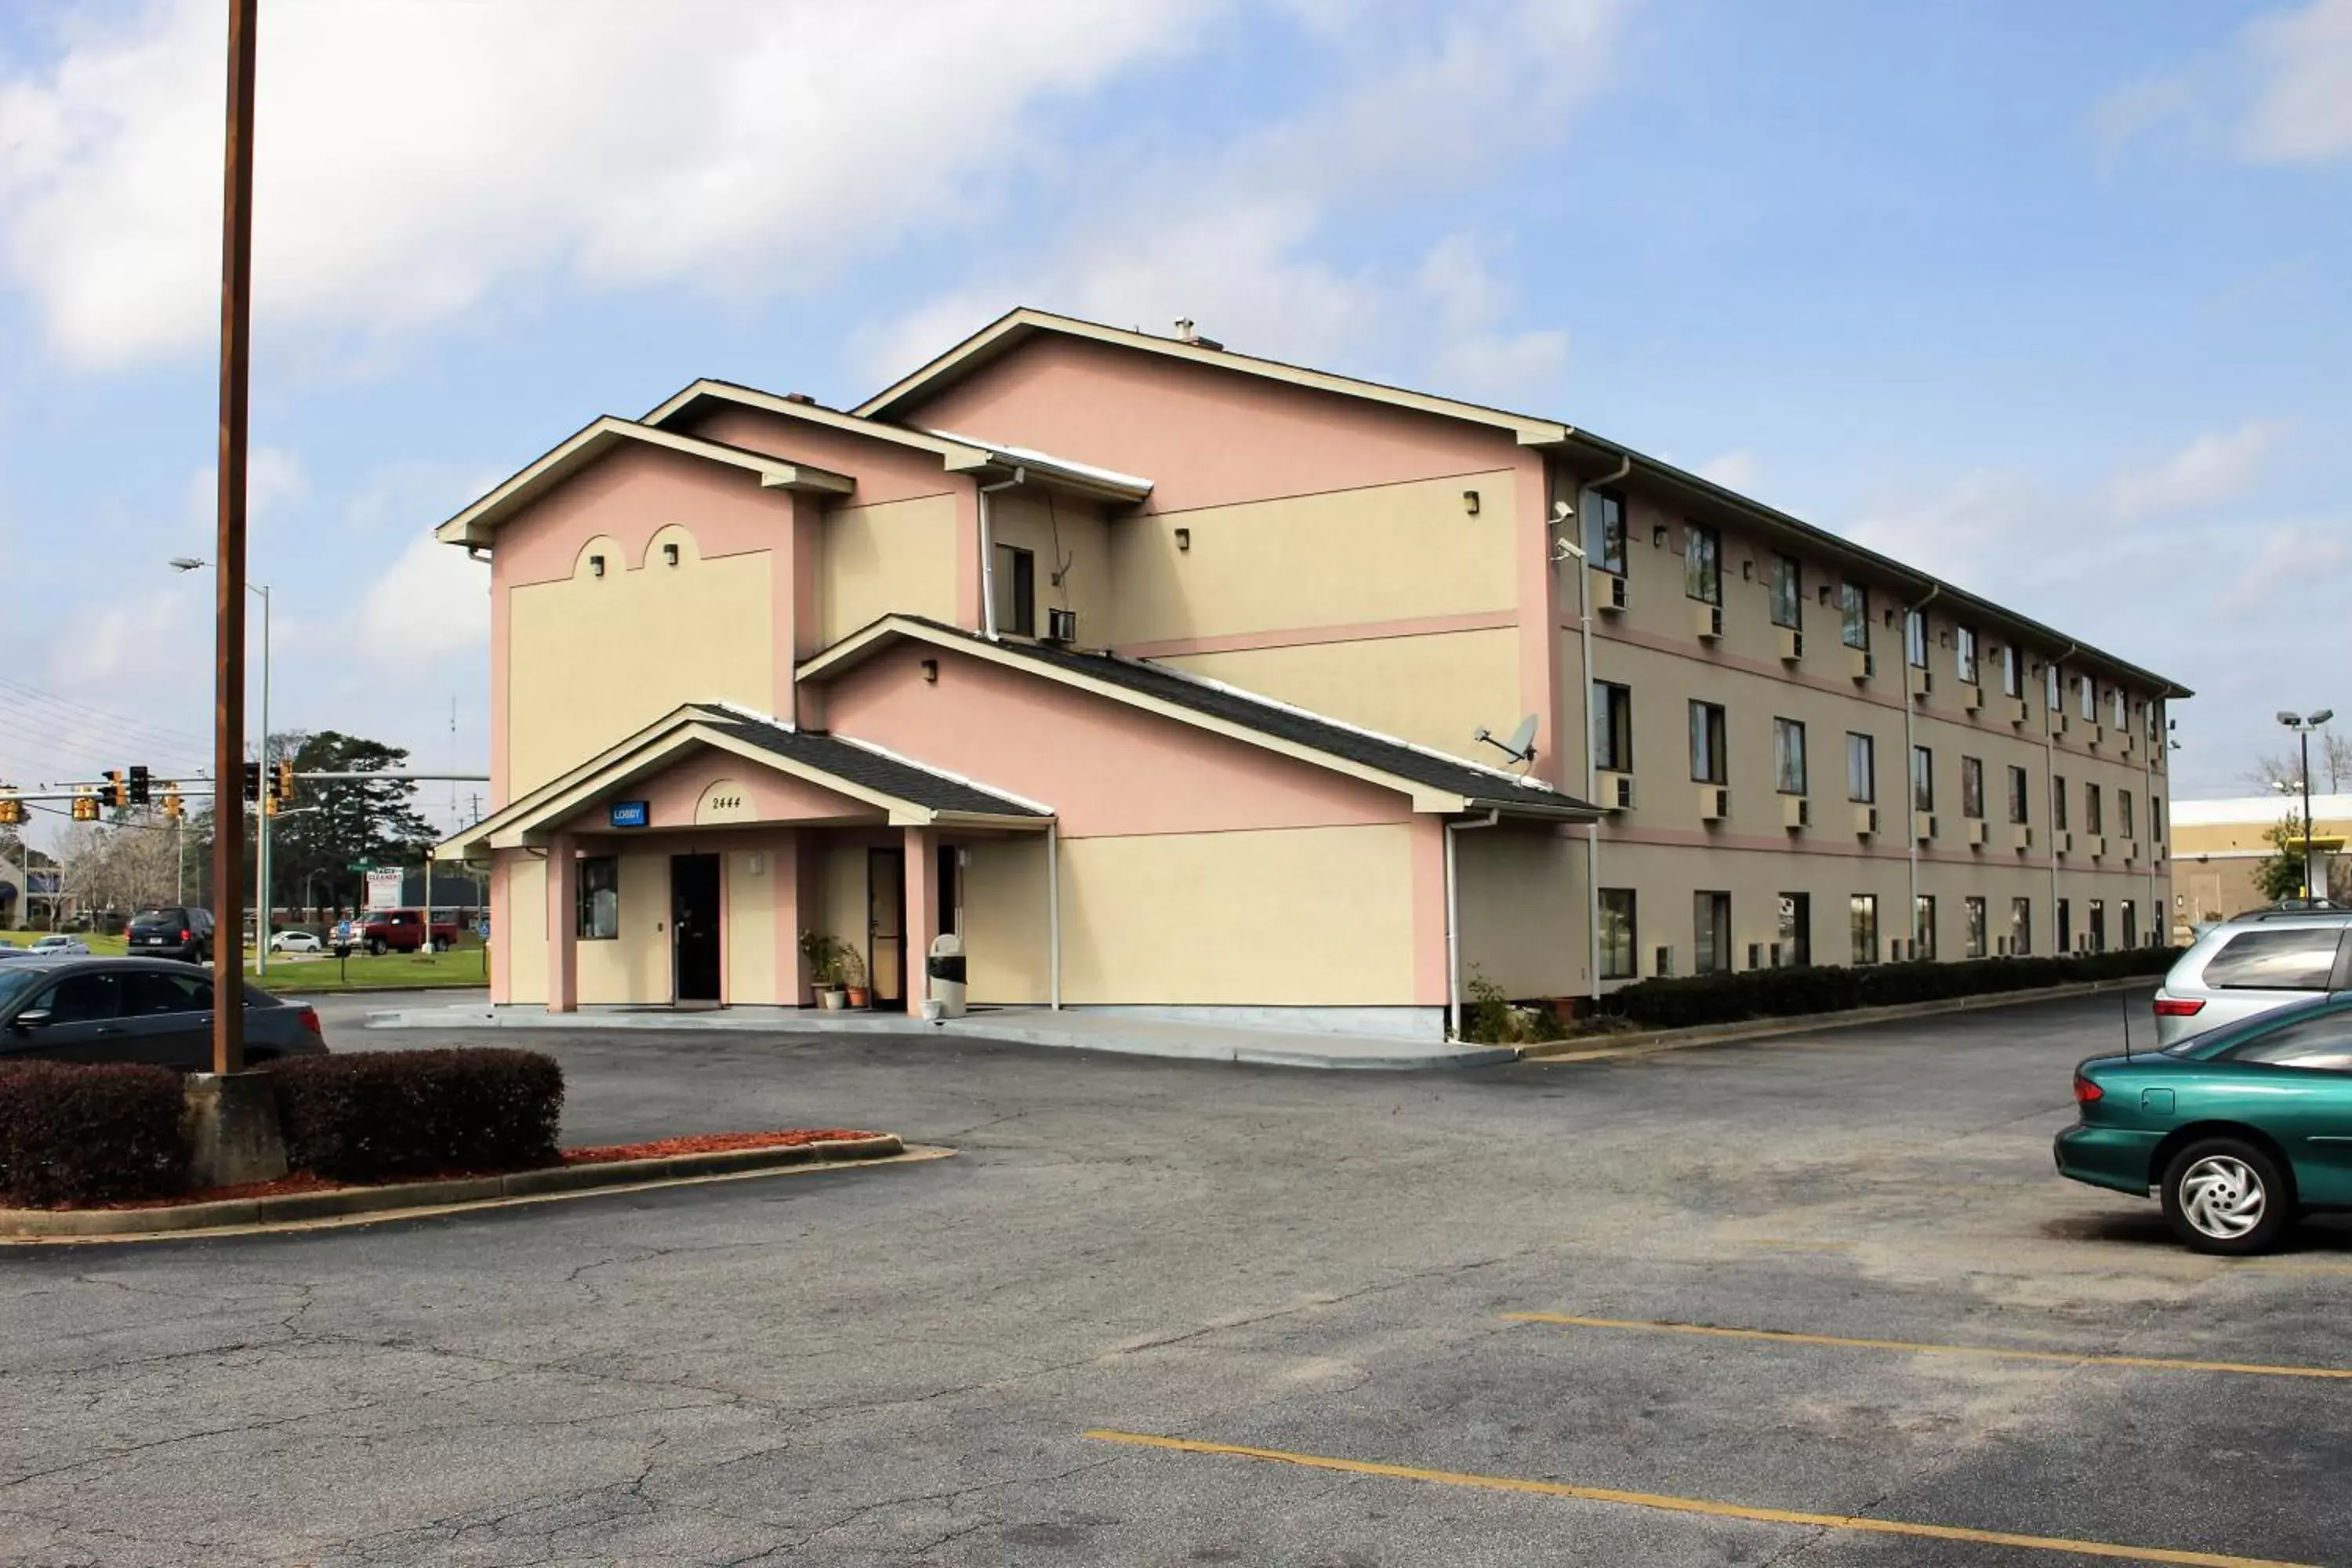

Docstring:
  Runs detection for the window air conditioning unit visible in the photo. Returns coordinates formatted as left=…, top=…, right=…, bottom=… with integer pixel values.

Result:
left=1699, top=786, right=1729, bottom=822
left=1967, top=818, right=1989, bottom=847
left=1777, top=627, right=1803, bottom=663
left=1694, top=602, right=1724, bottom=642
left=1782, top=795, right=1809, bottom=830
left=1963, top=686, right=1984, bottom=713
left=1846, top=646, right=1872, bottom=683
left=2012, top=824, right=2033, bottom=852
left=1597, top=770, right=1634, bottom=810
left=1909, top=666, right=1933, bottom=700
left=2054, top=830, right=2072, bottom=855
left=2009, top=698, right=2030, bottom=728
left=2088, top=724, right=2104, bottom=750
left=1594, top=568, right=1628, bottom=613
left=2089, top=835, right=2107, bottom=860
left=1854, top=804, right=1878, bottom=837
left=2118, top=729, right=2134, bottom=756
left=2055, top=712, right=2070, bottom=734
left=1044, top=607, right=1079, bottom=644
left=1914, top=811, right=1937, bottom=842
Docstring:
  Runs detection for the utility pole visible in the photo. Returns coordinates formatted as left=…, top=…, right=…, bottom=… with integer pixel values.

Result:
left=2278, top=709, right=2336, bottom=903
left=211, top=0, right=258, bottom=1076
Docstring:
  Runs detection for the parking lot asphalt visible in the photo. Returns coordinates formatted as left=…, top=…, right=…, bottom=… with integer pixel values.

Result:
left=4, top=993, right=2348, bottom=1566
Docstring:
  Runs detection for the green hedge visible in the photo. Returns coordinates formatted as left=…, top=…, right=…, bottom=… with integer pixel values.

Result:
left=1602, top=946, right=2179, bottom=1032
left=268, top=1048, right=563, bottom=1182
left=0, top=1062, right=188, bottom=1208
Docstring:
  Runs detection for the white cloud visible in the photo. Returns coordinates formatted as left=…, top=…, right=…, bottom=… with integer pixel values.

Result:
left=1695, top=450, right=1762, bottom=493
left=2212, top=524, right=2352, bottom=619
left=177, top=445, right=308, bottom=546
left=0, top=0, right=1216, bottom=367
left=2240, top=0, right=2352, bottom=162
left=2100, top=419, right=2285, bottom=520
left=1843, top=469, right=2052, bottom=594
left=358, top=535, right=490, bottom=652
left=1417, top=235, right=1570, bottom=402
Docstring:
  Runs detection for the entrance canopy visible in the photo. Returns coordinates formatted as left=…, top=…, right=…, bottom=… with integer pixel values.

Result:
left=438, top=701, right=1051, bottom=858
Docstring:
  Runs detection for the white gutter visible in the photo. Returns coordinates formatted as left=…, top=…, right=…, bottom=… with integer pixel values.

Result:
left=1565, top=455, right=1630, bottom=1004
left=2049, top=641, right=2078, bottom=951
left=977, top=466, right=1026, bottom=641
left=1902, top=583, right=1941, bottom=957
left=1047, top=819, right=1062, bottom=1010
left=1445, top=808, right=1501, bottom=1039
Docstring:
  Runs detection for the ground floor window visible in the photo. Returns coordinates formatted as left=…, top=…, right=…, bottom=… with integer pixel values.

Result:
left=1913, top=895, right=1936, bottom=962
left=1965, top=895, right=1987, bottom=959
left=1599, top=889, right=1638, bottom=980
left=578, top=856, right=619, bottom=940
left=1777, top=892, right=1810, bottom=967
left=2058, top=898, right=2072, bottom=953
left=2089, top=898, right=2107, bottom=953
left=2010, top=897, right=2032, bottom=956
left=1694, top=891, right=1731, bottom=974
left=1850, top=895, right=1878, bottom=966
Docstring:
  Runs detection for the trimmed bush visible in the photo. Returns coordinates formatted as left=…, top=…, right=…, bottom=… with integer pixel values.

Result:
left=268, top=1048, right=563, bottom=1182
left=1603, top=946, right=2179, bottom=1032
left=0, top=1062, right=188, bottom=1208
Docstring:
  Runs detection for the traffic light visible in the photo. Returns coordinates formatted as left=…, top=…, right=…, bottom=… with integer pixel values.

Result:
left=104, top=769, right=126, bottom=809
left=242, top=761, right=261, bottom=802
left=128, top=765, right=151, bottom=806
left=0, top=795, right=21, bottom=826
left=162, top=787, right=184, bottom=822
left=71, top=794, right=99, bottom=822
left=272, top=760, right=295, bottom=806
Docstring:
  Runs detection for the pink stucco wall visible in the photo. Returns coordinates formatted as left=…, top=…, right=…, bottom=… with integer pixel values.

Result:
left=819, top=641, right=1410, bottom=839
left=677, top=405, right=961, bottom=510
left=552, top=746, right=880, bottom=837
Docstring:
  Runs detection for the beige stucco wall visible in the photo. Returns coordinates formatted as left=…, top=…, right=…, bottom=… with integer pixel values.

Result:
left=1108, top=470, right=1517, bottom=645
left=1456, top=828, right=1588, bottom=997
left=987, top=491, right=1109, bottom=638
left=507, top=529, right=775, bottom=798
left=725, top=847, right=779, bottom=1004
left=575, top=850, right=670, bottom=1004
left=1160, top=628, right=1518, bottom=763
left=503, top=855, right=548, bottom=1004
left=963, top=837, right=1051, bottom=1004
left=818, top=493, right=959, bottom=645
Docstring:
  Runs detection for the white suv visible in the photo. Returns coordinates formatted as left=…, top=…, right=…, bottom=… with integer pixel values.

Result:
left=2152, top=909, right=2352, bottom=1048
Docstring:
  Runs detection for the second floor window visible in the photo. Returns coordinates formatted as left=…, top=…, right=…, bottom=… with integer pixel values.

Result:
left=2087, top=782, right=2103, bottom=835
left=1588, top=487, right=1627, bottom=575
left=1593, top=682, right=1632, bottom=771
left=1961, top=756, right=1984, bottom=818
left=2111, top=687, right=2128, bottom=729
left=1956, top=626, right=1978, bottom=685
left=1685, top=522, right=1721, bottom=605
left=2046, top=662, right=2062, bottom=712
left=1911, top=745, right=1934, bottom=811
left=2079, top=674, right=2096, bottom=720
left=993, top=543, right=1036, bottom=637
left=2120, top=789, right=2136, bottom=839
left=1840, top=583, right=1869, bottom=650
left=1905, top=609, right=1929, bottom=669
left=1846, top=732, right=1875, bottom=802
left=2000, top=643, right=2021, bottom=697
left=2007, top=764, right=2030, bottom=824
left=1773, top=718, right=1807, bottom=794
left=1770, top=554, right=1802, bottom=630
left=2054, top=775, right=2069, bottom=831
left=1690, top=701, right=1728, bottom=784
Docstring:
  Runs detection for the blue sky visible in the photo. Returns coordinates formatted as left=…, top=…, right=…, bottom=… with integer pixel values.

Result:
left=1, top=0, right=2347, bottom=847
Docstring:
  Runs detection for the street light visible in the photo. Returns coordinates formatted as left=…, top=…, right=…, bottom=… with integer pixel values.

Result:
left=2277, top=710, right=2336, bottom=902
left=173, top=558, right=274, bottom=974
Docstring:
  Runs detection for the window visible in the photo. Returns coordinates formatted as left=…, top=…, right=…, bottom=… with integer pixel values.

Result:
left=2122, top=901, right=2138, bottom=949
left=2045, top=662, right=2061, bottom=713
left=1684, top=522, right=1721, bottom=605
left=993, top=543, right=1036, bottom=637
left=1840, top=583, right=1869, bottom=651
left=1905, top=609, right=1929, bottom=669
left=1694, top=891, right=1732, bottom=975
left=1777, top=893, right=1811, bottom=967
left=2085, top=783, right=2103, bottom=836
left=1599, top=890, right=1638, bottom=980
left=1961, top=757, right=1984, bottom=819
left=2111, top=687, right=2127, bottom=729
left=1956, top=626, right=1978, bottom=684
left=1770, top=554, right=1802, bottom=630
left=1850, top=895, right=1879, bottom=965
left=1773, top=718, right=1807, bottom=794
left=578, top=856, right=619, bottom=940
left=2119, top=789, right=2136, bottom=840
left=2053, top=776, right=2069, bottom=832
left=2010, top=897, right=2032, bottom=956
left=1914, top=895, right=1937, bottom=961
left=2089, top=898, right=2107, bottom=953
left=1593, top=682, right=1632, bottom=772
left=2006, top=765, right=2030, bottom=825
left=125, top=971, right=211, bottom=1016
left=2000, top=643, right=2021, bottom=698
left=2221, top=1011, right=2352, bottom=1071
left=2153, top=794, right=2163, bottom=844
left=2148, top=700, right=2164, bottom=742
left=1965, top=896, right=1987, bottom=959
left=1846, top=733, right=1875, bottom=803
left=1689, top=701, right=1727, bottom=784
left=1911, top=746, right=1934, bottom=811
left=2201, top=928, right=2344, bottom=990
left=2079, top=673, right=2096, bottom=720
left=1588, top=487, right=1627, bottom=575
left=2058, top=898, right=2073, bottom=953
left=33, top=972, right=122, bottom=1023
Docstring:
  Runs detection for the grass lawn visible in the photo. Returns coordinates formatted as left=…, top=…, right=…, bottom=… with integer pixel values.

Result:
left=0, top=930, right=128, bottom=956
left=246, top=946, right=490, bottom=993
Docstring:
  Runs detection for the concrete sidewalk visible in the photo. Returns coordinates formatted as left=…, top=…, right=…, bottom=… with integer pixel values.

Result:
left=359, top=1001, right=1515, bottom=1072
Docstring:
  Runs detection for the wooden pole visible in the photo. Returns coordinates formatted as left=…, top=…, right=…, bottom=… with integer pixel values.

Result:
left=212, top=0, right=259, bottom=1076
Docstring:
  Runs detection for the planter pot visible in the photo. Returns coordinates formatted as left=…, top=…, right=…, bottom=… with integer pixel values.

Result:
left=817, top=988, right=849, bottom=1011
left=845, top=985, right=870, bottom=1008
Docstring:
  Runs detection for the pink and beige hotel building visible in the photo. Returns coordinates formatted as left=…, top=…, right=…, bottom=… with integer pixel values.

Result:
left=437, top=310, right=2188, bottom=1039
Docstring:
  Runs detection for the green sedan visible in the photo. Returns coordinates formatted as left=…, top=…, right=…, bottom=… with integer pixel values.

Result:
left=2056, top=993, right=2352, bottom=1254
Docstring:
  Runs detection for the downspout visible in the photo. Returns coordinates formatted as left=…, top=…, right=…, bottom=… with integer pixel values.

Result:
left=1445, top=808, right=1501, bottom=1039
left=1901, top=583, right=1941, bottom=958
left=977, top=466, right=1026, bottom=641
left=1046, top=819, right=1062, bottom=1011
left=2048, top=641, right=2078, bottom=952
left=1565, top=453, right=1630, bottom=1005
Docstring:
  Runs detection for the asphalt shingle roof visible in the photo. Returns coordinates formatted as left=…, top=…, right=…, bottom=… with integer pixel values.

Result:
left=701, top=711, right=1049, bottom=818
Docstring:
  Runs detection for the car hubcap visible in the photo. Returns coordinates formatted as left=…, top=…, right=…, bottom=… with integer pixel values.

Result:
left=2180, top=1156, right=2266, bottom=1240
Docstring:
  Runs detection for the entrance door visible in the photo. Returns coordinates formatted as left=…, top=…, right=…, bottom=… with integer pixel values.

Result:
left=670, top=854, right=722, bottom=1004
left=868, top=848, right=906, bottom=1011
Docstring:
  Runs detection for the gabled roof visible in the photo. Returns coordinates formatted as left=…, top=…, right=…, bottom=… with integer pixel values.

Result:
left=643, top=379, right=1153, bottom=505
left=434, top=417, right=852, bottom=549
left=437, top=701, right=1047, bottom=857
left=851, top=307, right=1570, bottom=447
left=797, top=616, right=1598, bottom=820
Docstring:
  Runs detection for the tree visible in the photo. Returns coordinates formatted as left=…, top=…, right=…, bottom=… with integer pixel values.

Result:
left=2250, top=731, right=2352, bottom=794
left=265, top=730, right=438, bottom=916
left=2254, top=813, right=2314, bottom=903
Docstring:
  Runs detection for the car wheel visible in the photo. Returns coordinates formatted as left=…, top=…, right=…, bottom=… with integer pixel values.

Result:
left=430, top=937, right=449, bottom=953
left=368, top=938, right=387, bottom=957
left=2161, top=1138, right=2293, bottom=1255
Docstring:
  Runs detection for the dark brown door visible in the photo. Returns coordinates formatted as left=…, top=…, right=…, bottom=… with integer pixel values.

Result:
left=868, top=848, right=906, bottom=1011
left=671, top=854, right=722, bottom=1003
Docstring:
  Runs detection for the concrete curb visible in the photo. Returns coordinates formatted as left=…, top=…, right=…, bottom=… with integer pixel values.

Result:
left=0, top=1134, right=907, bottom=1240
left=1518, top=977, right=2162, bottom=1063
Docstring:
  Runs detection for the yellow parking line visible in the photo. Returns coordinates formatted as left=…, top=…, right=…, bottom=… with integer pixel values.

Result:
left=1504, top=1313, right=2352, bottom=1381
left=1081, top=1429, right=2314, bottom=1568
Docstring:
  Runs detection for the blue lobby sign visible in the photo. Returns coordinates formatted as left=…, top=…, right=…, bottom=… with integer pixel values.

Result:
left=608, top=800, right=650, bottom=829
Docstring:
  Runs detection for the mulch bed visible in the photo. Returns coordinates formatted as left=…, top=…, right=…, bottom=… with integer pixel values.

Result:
left=34, top=1130, right=888, bottom=1211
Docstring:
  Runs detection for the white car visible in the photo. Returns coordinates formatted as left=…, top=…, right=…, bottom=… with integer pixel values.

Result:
left=269, top=930, right=323, bottom=954
left=29, top=935, right=90, bottom=956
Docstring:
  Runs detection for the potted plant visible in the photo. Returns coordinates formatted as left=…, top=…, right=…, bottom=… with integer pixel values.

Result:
left=800, top=930, right=849, bottom=1010
left=839, top=945, right=869, bottom=1009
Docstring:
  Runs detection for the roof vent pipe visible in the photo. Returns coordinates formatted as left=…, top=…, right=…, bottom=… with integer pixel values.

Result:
left=782, top=392, right=817, bottom=405
left=1172, top=318, right=1223, bottom=350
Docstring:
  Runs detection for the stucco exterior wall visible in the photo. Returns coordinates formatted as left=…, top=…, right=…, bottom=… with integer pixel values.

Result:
left=1456, top=827, right=1588, bottom=998
left=575, top=849, right=670, bottom=1004
left=725, top=847, right=779, bottom=1004
left=501, top=854, right=548, bottom=1006
left=818, top=493, right=960, bottom=645
left=1159, top=628, right=1518, bottom=764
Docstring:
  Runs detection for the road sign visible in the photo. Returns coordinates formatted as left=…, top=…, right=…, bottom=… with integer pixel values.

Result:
left=365, top=868, right=404, bottom=911
left=347, top=860, right=377, bottom=873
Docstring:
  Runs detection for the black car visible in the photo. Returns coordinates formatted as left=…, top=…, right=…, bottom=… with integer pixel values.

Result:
left=125, top=906, right=215, bottom=964
left=0, top=957, right=326, bottom=1071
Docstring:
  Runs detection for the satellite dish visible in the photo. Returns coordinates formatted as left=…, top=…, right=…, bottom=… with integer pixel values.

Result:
left=1475, top=714, right=1540, bottom=765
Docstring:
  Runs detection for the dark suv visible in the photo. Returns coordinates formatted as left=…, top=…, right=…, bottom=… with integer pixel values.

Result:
left=125, top=906, right=214, bottom=964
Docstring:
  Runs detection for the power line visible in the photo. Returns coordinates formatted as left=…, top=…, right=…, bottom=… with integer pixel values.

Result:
left=0, top=673, right=212, bottom=752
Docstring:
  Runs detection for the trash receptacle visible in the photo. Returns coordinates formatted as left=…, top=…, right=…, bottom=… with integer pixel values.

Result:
left=925, top=933, right=967, bottom=1019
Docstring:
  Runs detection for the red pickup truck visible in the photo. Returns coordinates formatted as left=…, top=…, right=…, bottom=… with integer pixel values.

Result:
left=351, top=909, right=459, bottom=955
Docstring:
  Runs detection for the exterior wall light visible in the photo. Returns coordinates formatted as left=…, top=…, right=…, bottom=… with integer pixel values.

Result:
left=920, top=659, right=938, bottom=684
left=663, top=543, right=680, bottom=567
left=1174, top=528, right=1191, bottom=552
left=1462, top=490, right=1480, bottom=516
left=589, top=554, right=605, bottom=578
